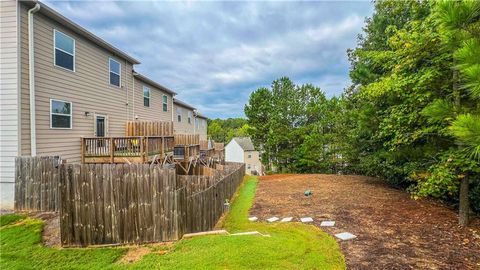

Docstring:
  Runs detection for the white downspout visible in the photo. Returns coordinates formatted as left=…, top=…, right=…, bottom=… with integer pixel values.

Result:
left=28, top=3, right=40, bottom=156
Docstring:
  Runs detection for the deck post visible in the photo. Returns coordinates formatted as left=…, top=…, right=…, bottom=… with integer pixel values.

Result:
left=142, top=137, right=148, bottom=162
left=110, top=137, right=114, bottom=163
left=141, top=137, right=145, bottom=163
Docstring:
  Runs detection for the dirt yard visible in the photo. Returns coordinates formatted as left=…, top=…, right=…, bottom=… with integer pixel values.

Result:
left=250, top=174, right=480, bottom=270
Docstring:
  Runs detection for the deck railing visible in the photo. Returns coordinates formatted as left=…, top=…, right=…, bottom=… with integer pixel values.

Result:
left=81, top=136, right=174, bottom=163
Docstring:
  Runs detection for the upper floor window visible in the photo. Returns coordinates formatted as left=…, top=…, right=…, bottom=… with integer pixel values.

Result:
left=143, top=86, right=150, bottom=107
left=109, top=58, right=121, bottom=87
left=162, top=95, right=168, bottom=112
left=54, top=30, right=75, bottom=71
left=248, top=154, right=252, bottom=158
left=176, top=107, right=182, bottom=122
left=50, top=99, right=72, bottom=129
left=188, top=111, right=192, bottom=124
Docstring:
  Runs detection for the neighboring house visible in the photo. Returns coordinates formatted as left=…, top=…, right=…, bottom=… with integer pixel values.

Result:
left=195, top=113, right=208, bottom=141
left=225, top=137, right=262, bottom=175
left=0, top=0, right=208, bottom=209
left=173, top=98, right=196, bottom=134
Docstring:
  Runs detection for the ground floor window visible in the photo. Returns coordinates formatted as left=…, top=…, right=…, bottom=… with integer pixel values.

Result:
left=50, top=99, right=72, bottom=129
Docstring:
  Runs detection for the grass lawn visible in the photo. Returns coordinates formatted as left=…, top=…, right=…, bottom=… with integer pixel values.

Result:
left=0, top=176, right=345, bottom=270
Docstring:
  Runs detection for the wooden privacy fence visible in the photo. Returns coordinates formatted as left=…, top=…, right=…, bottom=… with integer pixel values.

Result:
left=179, top=163, right=245, bottom=233
left=174, top=134, right=199, bottom=145
left=15, top=156, right=60, bottom=212
left=14, top=156, right=245, bottom=246
left=59, top=164, right=184, bottom=246
left=125, top=121, right=174, bottom=136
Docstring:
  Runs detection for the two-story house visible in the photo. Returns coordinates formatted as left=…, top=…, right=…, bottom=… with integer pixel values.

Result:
left=0, top=0, right=205, bottom=208
left=225, top=137, right=263, bottom=175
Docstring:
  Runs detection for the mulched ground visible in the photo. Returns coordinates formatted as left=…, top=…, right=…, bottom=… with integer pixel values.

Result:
left=249, top=174, right=480, bottom=270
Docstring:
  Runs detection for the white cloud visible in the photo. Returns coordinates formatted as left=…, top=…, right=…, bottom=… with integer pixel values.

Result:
left=43, top=0, right=373, bottom=118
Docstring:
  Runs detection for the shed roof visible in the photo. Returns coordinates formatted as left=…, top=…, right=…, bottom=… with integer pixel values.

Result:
left=24, top=0, right=140, bottom=64
left=232, top=137, right=255, bottom=151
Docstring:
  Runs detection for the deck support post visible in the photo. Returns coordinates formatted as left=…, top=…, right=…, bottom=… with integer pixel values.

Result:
left=110, top=137, right=114, bottom=163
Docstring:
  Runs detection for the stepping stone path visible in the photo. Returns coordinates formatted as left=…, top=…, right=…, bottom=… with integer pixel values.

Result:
left=248, top=217, right=258, bottom=222
left=280, top=217, right=293, bottom=222
left=335, top=232, right=357, bottom=241
left=320, top=221, right=335, bottom=227
left=267, top=217, right=279, bottom=223
left=300, top=217, right=313, bottom=223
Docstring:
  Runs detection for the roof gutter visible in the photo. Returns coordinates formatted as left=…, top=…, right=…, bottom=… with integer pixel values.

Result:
left=28, top=3, right=40, bottom=156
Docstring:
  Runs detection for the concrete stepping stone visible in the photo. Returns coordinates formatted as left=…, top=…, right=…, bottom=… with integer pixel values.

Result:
left=320, top=221, right=335, bottom=227
left=335, top=232, right=357, bottom=240
left=248, top=217, right=258, bottom=222
left=267, top=217, right=279, bottom=223
left=281, top=217, right=293, bottom=222
left=300, top=217, right=313, bottom=223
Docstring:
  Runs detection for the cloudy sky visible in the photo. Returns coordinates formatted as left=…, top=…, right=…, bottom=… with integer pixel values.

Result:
left=44, top=0, right=373, bottom=119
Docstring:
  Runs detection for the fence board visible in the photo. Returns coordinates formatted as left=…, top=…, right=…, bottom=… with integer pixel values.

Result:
left=15, top=156, right=244, bottom=246
left=14, top=156, right=60, bottom=212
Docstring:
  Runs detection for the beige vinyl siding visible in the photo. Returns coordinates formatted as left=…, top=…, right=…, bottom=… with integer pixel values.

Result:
left=133, top=78, right=173, bottom=122
left=244, top=150, right=262, bottom=175
left=195, top=117, right=208, bottom=141
left=0, top=0, right=18, bottom=208
left=19, top=5, right=134, bottom=162
left=173, top=103, right=194, bottom=134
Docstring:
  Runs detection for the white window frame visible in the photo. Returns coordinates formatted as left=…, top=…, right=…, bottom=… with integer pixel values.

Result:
left=53, top=29, right=75, bottom=72
left=162, top=95, right=168, bottom=112
left=109, top=58, right=121, bottom=87
left=50, top=99, right=72, bottom=129
left=143, top=86, right=150, bottom=107
left=188, top=111, right=192, bottom=124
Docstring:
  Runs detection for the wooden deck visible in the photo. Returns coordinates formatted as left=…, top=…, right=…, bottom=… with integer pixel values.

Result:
left=81, top=136, right=174, bottom=164
left=174, top=134, right=200, bottom=161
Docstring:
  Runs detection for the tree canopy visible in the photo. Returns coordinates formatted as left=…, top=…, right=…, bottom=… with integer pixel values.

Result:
left=243, top=0, right=480, bottom=218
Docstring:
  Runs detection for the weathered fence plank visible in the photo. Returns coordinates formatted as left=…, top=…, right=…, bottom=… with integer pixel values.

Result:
left=15, top=156, right=244, bottom=246
left=14, top=156, right=60, bottom=212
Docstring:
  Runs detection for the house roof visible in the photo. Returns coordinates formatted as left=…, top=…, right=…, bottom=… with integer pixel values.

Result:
left=173, top=98, right=196, bottom=110
left=24, top=0, right=141, bottom=64
left=232, top=137, right=255, bottom=151
left=133, top=73, right=177, bottom=95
